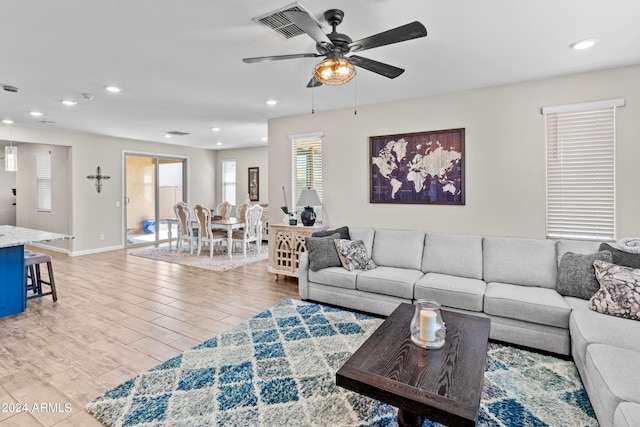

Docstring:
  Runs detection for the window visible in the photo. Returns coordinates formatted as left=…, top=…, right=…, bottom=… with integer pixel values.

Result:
left=291, top=132, right=323, bottom=221
left=36, top=151, right=52, bottom=212
left=543, top=98, right=624, bottom=241
left=221, top=159, right=236, bottom=205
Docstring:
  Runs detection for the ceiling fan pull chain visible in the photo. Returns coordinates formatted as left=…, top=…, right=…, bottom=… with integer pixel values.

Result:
left=354, top=74, right=358, bottom=115
left=311, top=83, right=315, bottom=114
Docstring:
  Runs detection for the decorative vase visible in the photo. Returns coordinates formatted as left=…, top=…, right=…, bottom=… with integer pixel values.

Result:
left=300, top=206, right=316, bottom=226
left=410, top=300, right=446, bottom=349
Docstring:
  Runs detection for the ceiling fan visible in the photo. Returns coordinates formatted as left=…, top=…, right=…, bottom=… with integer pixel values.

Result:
left=242, top=8, right=427, bottom=87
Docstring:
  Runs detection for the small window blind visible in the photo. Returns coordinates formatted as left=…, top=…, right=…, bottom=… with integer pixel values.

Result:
left=544, top=99, right=623, bottom=241
left=221, top=160, right=236, bottom=205
left=291, top=132, right=323, bottom=221
left=36, top=151, right=52, bottom=212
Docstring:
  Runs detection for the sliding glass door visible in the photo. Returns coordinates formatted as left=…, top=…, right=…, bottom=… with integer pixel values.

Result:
left=125, top=154, right=186, bottom=247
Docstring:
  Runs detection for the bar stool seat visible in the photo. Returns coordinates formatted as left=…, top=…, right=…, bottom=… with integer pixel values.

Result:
left=24, top=252, right=57, bottom=302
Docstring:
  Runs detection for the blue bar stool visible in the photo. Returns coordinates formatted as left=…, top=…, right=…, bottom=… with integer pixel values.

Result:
left=24, top=252, right=58, bottom=302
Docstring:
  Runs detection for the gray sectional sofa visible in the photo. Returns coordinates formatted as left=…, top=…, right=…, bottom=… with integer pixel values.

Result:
left=297, top=227, right=640, bottom=427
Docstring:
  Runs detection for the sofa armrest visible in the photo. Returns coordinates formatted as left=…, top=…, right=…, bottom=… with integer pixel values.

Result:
left=299, top=252, right=310, bottom=300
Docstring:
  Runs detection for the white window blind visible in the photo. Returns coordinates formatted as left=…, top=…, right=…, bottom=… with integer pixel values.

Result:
left=221, top=160, right=236, bottom=205
left=36, top=151, right=52, bottom=212
left=291, top=133, right=323, bottom=221
left=544, top=100, right=622, bottom=241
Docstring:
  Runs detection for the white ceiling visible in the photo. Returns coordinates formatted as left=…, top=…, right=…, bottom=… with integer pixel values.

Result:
left=1, top=0, right=639, bottom=150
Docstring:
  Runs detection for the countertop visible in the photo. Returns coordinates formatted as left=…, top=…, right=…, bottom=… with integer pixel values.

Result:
left=0, top=225, right=73, bottom=249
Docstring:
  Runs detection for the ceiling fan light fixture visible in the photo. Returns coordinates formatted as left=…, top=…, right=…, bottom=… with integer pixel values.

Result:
left=313, top=57, right=356, bottom=85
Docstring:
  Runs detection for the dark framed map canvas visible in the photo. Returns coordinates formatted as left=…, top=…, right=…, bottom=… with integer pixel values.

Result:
left=370, top=128, right=465, bottom=204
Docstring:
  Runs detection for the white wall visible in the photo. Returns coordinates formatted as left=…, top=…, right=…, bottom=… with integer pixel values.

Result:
left=217, top=146, right=268, bottom=205
left=268, top=64, right=640, bottom=240
left=0, top=147, right=17, bottom=225
left=0, top=126, right=218, bottom=254
left=16, top=143, right=72, bottom=251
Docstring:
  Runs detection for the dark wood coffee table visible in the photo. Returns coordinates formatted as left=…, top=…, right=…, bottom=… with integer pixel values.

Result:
left=336, top=303, right=491, bottom=426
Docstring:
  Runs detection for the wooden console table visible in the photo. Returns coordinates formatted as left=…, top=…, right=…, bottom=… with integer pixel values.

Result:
left=269, top=223, right=328, bottom=279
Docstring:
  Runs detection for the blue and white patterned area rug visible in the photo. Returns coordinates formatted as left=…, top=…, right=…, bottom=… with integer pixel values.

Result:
left=86, top=299, right=598, bottom=426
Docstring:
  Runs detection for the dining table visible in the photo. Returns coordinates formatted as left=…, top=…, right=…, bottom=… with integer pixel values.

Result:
left=0, top=225, right=73, bottom=317
left=164, top=217, right=245, bottom=259
left=210, top=217, right=245, bottom=259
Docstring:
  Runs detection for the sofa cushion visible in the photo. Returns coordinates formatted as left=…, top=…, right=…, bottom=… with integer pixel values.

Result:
left=371, top=229, right=425, bottom=270
left=305, top=233, right=341, bottom=271
left=483, top=237, right=558, bottom=288
left=312, top=226, right=350, bottom=240
left=569, top=307, right=640, bottom=363
left=585, top=344, right=640, bottom=427
left=356, top=266, right=424, bottom=299
left=590, top=260, right=640, bottom=321
left=557, top=239, right=603, bottom=263
left=484, top=282, right=570, bottom=328
left=349, top=227, right=376, bottom=256
left=614, top=403, right=640, bottom=427
left=308, top=267, right=359, bottom=290
left=600, top=243, right=640, bottom=269
left=334, top=239, right=377, bottom=271
left=557, top=251, right=612, bottom=300
left=415, top=273, right=486, bottom=312
left=421, top=233, right=483, bottom=279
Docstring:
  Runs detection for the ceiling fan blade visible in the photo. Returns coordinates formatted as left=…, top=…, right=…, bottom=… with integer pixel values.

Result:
left=243, top=53, right=320, bottom=63
left=348, top=55, right=405, bottom=79
left=284, top=11, right=333, bottom=48
left=306, top=77, right=323, bottom=88
left=348, top=21, right=427, bottom=53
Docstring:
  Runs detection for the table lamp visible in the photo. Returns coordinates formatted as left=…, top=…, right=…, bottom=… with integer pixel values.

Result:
left=296, top=189, right=321, bottom=226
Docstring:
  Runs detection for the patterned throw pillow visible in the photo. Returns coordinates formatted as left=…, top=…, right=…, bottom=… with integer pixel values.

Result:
left=590, top=260, right=640, bottom=321
left=557, top=251, right=613, bottom=300
left=334, top=239, right=377, bottom=271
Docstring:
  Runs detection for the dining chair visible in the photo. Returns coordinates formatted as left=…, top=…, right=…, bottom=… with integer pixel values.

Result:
left=231, top=204, right=263, bottom=258
left=236, top=202, right=249, bottom=222
left=193, top=204, right=227, bottom=257
left=215, top=201, right=232, bottom=219
left=173, top=202, right=197, bottom=254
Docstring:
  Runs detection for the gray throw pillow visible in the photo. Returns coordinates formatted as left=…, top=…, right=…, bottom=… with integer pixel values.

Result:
left=599, top=243, right=640, bottom=269
left=557, top=251, right=613, bottom=300
left=312, top=226, right=350, bottom=240
left=305, top=233, right=342, bottom=271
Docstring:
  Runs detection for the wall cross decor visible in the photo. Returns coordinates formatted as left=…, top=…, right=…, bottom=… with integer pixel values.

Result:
left=87, top=166, right=111, bottom=193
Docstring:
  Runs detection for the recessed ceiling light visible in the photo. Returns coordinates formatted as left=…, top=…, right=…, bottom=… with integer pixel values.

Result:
left=265, top=99, right=278, bottom=106
left=570, top=39, right=596, bottom=50
left=62, top=99, right=77, bottom=106
left=2, top=119, right=14, bottom=124
left=261, top=137, right=267, bottom=141
left=29, top=111, right=43, bottom=117
left=211, top=127, right=220, bottom=132
left=164, top=133, right=172, bottom=138
left=216, top=141, right=223, bottom=146
left=105, top=85, right=122, bottom=93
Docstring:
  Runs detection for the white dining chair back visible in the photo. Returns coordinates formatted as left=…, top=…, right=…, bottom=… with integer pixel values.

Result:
left=216, top=201, right=232, bottom=219
left=231, top=204, right=263, bottom=258
left=194, top=204, right=226, bottom=257
left=173, top=202, right=197, bottom=255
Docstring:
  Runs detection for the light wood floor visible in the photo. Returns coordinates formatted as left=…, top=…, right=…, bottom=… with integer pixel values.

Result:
left=0, top=246, right=299, bottom=426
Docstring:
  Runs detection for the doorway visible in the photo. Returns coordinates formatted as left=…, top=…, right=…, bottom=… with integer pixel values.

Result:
left=124, top=154, right=186, bottom=247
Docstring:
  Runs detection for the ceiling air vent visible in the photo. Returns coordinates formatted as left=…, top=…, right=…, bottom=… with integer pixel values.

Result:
left=165, top=131, right=190, bottom=136
left=252, top=2, right=325, bottom=39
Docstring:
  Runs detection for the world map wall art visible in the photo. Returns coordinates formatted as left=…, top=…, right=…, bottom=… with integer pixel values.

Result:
left=370, top=128, right=465, bottom=204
